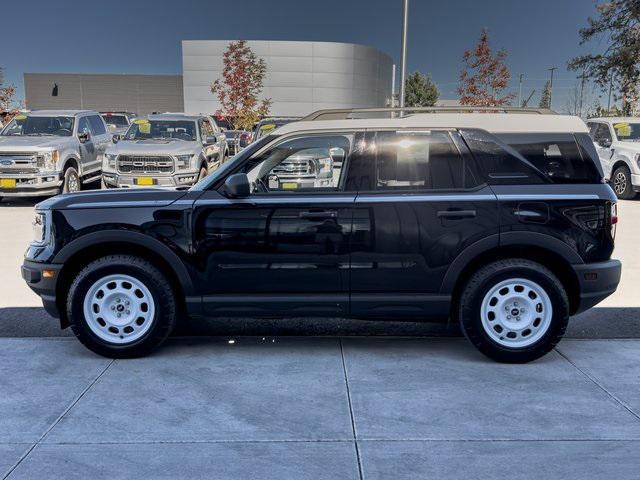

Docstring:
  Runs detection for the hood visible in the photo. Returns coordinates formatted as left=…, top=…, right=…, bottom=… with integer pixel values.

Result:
left=107, top=139, right=198, bottom=156
left=616, top=140, right=640, bottom=151
left=0, top=135, right=74, bottom=151
left=36, top=187, right=190, bottom=210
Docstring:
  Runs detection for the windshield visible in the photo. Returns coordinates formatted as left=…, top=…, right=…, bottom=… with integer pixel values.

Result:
left=1, top=115, right=75, bottom=137
left=101, top=115, right=129, bottom=127
left=612, top=122, right=640, bottom=142
left=254, top=121, right=293, bottom=140
left=124, top=120, right=197, bottom=141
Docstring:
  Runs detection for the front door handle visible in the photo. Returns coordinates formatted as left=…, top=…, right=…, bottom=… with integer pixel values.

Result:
left=299, top=210, right=338, bottom=220
left=437, top=209, right=477, bottom=219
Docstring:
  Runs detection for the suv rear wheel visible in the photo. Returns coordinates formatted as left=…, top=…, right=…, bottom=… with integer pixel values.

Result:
left=459, top=259, right=569, bottom=363
left=66, top=255, right=176, bottom=358
left=611, top=165, right=636, bottom=199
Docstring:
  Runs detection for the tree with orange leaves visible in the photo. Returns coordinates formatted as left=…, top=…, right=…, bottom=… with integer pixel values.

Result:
left=0, top=68, right=20, bottom=123
left=211, top=40, right=271, bottom=131
left=458, top=30, right=515, bottom=107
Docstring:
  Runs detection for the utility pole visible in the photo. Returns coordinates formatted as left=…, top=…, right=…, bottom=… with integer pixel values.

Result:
left=547, top=67, right=557, bottom=109
left=607, top=70, right=614, bottom=112
left=517, top=74, right=524, bottom=107
left=399, top=0, right=409, bottom=109
left=578, top=71, right=587, bottom=118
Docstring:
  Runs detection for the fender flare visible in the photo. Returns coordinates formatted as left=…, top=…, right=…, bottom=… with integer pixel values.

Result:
left=439, top=231, right=583, bottom=294
left=62, top=154, right=82, bottom=177
left=53, top=230, right=195, bottom=295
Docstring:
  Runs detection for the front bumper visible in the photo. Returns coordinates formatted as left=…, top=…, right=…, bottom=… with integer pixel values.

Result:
left=572, top=259, right=622, bottom=314
left=0, top=172, right=62, bottom=197
left=102, top=171, right=198, bottom=188
left=21, top=260, right=63, bottom=319
left=631, top=174, right=640, bottom=192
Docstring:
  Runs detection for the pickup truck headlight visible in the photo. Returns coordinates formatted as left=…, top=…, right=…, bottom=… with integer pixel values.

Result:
left=37, top=151, right=59, bottom=171
left=312, top=156, right=333, bottom=179
left=32, top=211, right=50, bottom=245
left=636, top=153, right=640, bottom=169
left=104, top=153, right=117, bottom=170
left=176, top=154, right=193, bottom=170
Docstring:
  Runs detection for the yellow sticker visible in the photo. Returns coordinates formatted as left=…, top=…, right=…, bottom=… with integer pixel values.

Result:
left=281, top=182, right=299, bottom=190
left=614, top=122, right=631, bottom=137
left=14, top=115, right=27, bottom=121
left=260, top=124, right=276, bottom=131
left=134, top=119, right=149, bottom=125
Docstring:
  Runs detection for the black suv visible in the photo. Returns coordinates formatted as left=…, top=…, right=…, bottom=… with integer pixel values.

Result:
left=22, top=108, right=621, bottom=363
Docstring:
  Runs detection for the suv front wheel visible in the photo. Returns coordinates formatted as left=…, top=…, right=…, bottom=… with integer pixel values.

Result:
left=66, top=255, right=176, bottom=358
left=459, top=259, right=569, bottom=363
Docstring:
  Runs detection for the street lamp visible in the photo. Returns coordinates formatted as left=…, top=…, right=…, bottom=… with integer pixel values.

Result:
left=399, top=0, right=409, bottom=109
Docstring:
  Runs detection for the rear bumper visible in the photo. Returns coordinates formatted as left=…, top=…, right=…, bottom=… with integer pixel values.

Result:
left=572, top=259, right=621, bottom=314
left=21, top=260, right=62, bottom=318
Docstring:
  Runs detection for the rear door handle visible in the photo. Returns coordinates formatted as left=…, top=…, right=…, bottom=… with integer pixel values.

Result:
left=437, top=209, right=477, bottom=219
left=299, top=210, right=338, bottom=219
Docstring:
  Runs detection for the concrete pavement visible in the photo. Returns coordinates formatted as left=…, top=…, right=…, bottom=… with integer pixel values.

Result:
left=1, top=337, right=640, bottom=479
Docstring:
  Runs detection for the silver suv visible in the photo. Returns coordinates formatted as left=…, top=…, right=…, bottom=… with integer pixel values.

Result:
left=102, top=114, right=227, bottom=188
left=0, top=110, right=110, bottom=198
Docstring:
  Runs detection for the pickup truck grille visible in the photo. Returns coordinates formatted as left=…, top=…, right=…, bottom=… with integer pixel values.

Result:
left=273, top=158, right=314, bottom=177
left=117, top=155, right=174, bottom=174
left=0, top=152, right=39, bottom=174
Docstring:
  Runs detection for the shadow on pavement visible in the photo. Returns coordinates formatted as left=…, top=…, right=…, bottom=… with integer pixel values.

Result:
left=1, top=306, right=639, bottom=339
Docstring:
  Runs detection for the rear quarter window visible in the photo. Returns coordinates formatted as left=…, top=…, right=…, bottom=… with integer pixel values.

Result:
left=497, top=133, right=602, bottom=184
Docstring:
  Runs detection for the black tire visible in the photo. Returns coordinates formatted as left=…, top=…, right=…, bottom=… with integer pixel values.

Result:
left=66, top=255, right=176, bottom=358
left=62, top=166, right=81, bottom=194
left=611, top=165, right=636, bottom=200
left=458, top=259, right=569, bottom=363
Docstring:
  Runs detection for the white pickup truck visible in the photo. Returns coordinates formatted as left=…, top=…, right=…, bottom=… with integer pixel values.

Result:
left=587, top=117, right=640, bottom=199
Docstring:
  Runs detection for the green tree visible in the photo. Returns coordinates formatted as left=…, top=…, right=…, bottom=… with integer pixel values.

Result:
left=211, top=40, right=271, bottom=131
left=539, top=81, right=552, bottom=109
left=404, top=72, right=439, bottom=107
left=569, top=0, right=640, bottom=115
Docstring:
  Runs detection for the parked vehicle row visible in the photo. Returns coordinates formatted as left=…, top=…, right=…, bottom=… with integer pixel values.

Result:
left=21, top=107, right=621, bottom=363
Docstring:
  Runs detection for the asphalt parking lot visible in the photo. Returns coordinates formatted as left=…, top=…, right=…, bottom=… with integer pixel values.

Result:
left=1, top=197, right=640, bottom=479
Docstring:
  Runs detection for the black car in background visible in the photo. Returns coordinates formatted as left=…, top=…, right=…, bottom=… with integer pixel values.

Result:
left=21, top=107, right=621, bottom=362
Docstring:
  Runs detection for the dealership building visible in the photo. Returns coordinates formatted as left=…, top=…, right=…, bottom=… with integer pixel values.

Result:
left=24, top=40, right=394, bottom=117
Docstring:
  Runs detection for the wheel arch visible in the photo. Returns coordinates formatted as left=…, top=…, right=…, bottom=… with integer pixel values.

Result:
left=442, top=233, right=582, bottom=317
left=53, top=230, right=197, bottom=328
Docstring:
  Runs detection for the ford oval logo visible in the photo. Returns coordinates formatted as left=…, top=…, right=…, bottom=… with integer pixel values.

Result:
left=0, top=160, right=12, bottom=166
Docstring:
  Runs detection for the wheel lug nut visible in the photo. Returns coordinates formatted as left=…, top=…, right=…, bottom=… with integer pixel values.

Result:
left=117, top=313, right=121, bottom=318
left=507, top=315, right=511, bottom=319
left=514, top=302, right=518, bottom=307
left=126, top=310, right=130, bottom=314
left=111, top=305, right=115, bottom=311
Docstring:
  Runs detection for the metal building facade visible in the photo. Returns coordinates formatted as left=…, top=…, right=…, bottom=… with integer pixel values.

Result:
left=182, top=40, right=394, bottom=116
left=24, top=73, right=183, bottom=115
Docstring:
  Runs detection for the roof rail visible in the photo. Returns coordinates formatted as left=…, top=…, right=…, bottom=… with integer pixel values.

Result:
left=301, top=106, right=557, bottom=121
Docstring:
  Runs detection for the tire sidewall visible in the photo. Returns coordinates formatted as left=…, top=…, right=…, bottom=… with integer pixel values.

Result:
left=613, top=165, right=635, bottom=200
left=63, top=167, right=81, bottom=194
left=461, top=263, right=569, bottom=362
left=68, top=260, right=173, bottom=357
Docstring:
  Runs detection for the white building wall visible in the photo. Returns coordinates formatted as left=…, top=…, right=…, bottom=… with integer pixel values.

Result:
left=182, top=40, right=393, bottom=117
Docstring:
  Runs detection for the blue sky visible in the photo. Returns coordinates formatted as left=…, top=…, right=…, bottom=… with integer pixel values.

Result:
left=2, top=0, right=608, bottom=110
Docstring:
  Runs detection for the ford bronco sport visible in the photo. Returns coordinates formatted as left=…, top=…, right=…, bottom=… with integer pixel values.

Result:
left=21, top=107, right=621, bottom=363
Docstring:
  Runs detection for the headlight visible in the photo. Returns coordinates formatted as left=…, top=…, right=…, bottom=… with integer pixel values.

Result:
left=636, top=153, right=640, bottom=169
left=37, top=151, right=59, bottom=171
left=104, top=153, right=117, bottom=170
left=32, top=211, right=50, bottom=245
left=176, top=154, right=193, bottom=170
left=311, top=156, right=333, bottom=179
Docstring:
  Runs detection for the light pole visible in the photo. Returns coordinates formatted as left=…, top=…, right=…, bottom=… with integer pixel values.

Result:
left=547, top=67, right=557, bottom=109
left=399, top=0, right=409, bottom=109
left=518, top=74, right=524, bottom=107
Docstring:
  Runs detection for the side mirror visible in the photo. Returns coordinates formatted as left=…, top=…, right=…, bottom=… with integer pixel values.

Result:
left=204, top=136, right=217, bottom=145
left=112, top=134, right=121, bottom=144
left=598, top=138, right=612, bottom=148
left=224, top=173, right=251, bottom=198
left=78, top=131, right=91, bottom=143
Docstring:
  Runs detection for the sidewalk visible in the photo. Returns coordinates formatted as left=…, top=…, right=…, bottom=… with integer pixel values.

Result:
left=2, top=337, right=640, bottom=479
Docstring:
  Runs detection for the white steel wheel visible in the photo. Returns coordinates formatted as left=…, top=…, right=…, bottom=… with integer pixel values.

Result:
left=82, top=274, right=156, bottom=344
left=480, top=278, right=553, bottom=348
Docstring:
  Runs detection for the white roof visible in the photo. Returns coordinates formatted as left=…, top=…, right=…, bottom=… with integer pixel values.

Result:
left=275, top=113, right=589, bottom=135
left=28, top=110, right=95, bottom=117
left=589, top=117, right=640, bottom=124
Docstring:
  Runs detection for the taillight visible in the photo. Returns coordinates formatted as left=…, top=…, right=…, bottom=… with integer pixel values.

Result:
left=611, top=203, right=618, bottom=239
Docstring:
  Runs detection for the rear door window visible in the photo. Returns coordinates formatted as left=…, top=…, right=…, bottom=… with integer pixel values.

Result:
left=372, top=130, right=478, bottom=191
left=498, top=133, right=602, bottom=184
left=88, top=115, right=107, bottom=135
